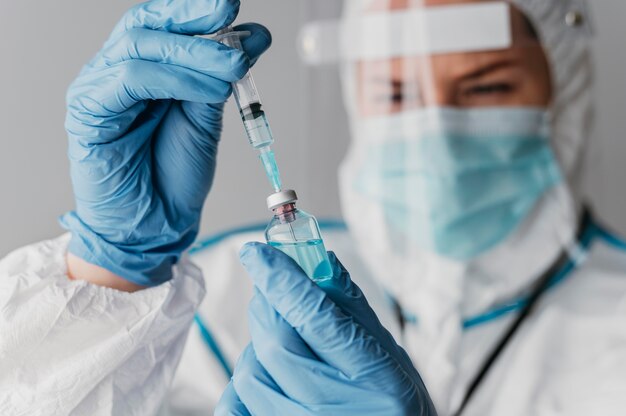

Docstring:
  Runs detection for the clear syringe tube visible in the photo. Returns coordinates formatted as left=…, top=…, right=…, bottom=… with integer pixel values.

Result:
left=215, top=27, right=282, bottom=192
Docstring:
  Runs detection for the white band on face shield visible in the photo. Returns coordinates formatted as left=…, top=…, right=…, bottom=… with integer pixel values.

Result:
left=298, top=2, right=512, bottom=65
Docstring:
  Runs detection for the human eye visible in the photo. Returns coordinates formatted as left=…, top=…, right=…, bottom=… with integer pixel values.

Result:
left=462, top=82, right=515, bottom=98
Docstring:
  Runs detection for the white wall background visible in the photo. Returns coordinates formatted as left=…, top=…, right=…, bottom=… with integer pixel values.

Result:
left=0, top=1, right=625, bottom=257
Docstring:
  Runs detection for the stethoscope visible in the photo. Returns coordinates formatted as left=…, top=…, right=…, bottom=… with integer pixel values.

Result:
left=392, top=209, right=620, bottom=415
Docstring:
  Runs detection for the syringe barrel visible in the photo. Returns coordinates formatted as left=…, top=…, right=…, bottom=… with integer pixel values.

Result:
left=241, top=103, right=274, bottom=149
left=216, top=26, right=274, bottom=149
left=216, top=28, right=262, bottom=114
left=233, top=69, right=262, bottom=111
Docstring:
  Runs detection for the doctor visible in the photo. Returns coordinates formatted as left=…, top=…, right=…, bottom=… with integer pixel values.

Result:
left=1, top=0, right=626, bottom=415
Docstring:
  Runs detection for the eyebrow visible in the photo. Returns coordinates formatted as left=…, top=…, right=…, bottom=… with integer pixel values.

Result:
left=363, top=57, right=518, bottom=86
left=457, top=59, right=517, bottom=82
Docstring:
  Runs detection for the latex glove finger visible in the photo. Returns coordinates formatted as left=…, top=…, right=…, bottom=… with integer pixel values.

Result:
left=65, top=61, right=235, bottom=144
left=246, top=252, right=424, bottom=402
left=82, top=0, right=244, bottom=76
left=103, top=23, right=271, bottom=68
left=109, top=0, right=239, bottom=42
left=319, top=252, right=420, bottom=382
left=90, top=23, right=270, bottom=74
left=214, top=381, right=251, bottom=416
left=233, top=23, right=273, bottom=66
left=239, top=243, right=406, bottom=380
left=246, top=274, right=425, bottom=411
left=231, top=344, right=311, bottom=416
left=90, top=29, right=245, bottom=79
left=249, top=289, right=373, bottom=405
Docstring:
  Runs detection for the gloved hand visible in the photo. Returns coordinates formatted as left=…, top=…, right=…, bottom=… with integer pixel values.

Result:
left=60, top=0, right=272, bottom=286
left=215, top=243, right=437, bottom=416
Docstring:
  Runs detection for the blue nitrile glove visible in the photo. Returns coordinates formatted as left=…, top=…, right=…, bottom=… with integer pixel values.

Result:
left=215, top=243, right=437, bottom=416
left=60, top=0, right=272, bottom=286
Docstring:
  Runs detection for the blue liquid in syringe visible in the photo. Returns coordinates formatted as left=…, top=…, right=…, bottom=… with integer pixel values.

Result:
left=241, top=104, right=283, bottom=191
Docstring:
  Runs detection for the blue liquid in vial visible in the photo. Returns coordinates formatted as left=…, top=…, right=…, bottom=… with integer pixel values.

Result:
left=269, top=239, right=333, bottom=282
left=259, top=150, right=282, bottom=192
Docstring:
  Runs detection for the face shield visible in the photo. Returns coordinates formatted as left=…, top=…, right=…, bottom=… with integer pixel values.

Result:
left=348, top=2, right=560, bottom=261
left=299, top=0, right=592, bottom=262
left=343, top=1, right=553, bottom=114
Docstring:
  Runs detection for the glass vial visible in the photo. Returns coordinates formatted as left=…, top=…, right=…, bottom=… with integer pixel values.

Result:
left=265, top=190, right=333, bottom=283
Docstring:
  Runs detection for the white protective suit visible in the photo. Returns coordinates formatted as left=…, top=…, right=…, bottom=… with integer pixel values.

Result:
left=2, top=0, right=626, bottom=415
left=2, top=220, right=626, bottom=415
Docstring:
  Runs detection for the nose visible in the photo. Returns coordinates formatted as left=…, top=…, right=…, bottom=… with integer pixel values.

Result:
left=409, top=58, right=459, bottom=108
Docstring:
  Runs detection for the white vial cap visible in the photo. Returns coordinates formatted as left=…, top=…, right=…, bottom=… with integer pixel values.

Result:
left=267, top=189, right=298, bottom=211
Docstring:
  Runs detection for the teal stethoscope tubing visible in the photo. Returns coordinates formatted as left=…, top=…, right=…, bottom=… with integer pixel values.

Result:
left=454, top=210, right=623, bottom=415
left=190, top=215, right=625, bottom=383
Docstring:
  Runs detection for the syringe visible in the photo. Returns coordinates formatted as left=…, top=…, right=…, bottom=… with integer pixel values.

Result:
left=215, top=27, right=282, bottom=193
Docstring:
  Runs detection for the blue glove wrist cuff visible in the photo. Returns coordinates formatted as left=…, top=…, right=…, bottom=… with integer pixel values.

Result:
left=60, top=211, right=181, bottom=287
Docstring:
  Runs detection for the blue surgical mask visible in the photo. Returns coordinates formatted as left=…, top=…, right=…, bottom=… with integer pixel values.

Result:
left=352, top=107, right=562, bottom=261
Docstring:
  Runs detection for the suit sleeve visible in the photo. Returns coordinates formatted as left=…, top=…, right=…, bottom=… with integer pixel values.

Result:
left=0, top=234, right=206, bottom=416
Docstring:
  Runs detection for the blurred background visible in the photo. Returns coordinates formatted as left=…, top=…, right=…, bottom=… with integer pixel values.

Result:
left=0, top=0, right=624, bottom=257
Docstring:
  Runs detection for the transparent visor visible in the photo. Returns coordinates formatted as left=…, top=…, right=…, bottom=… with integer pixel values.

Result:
left=301, top=2, right=578, bottom=262
left=300, top=1, right=555, bottom=117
